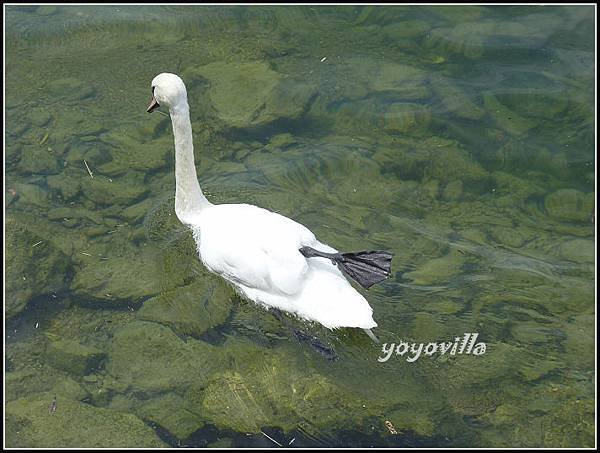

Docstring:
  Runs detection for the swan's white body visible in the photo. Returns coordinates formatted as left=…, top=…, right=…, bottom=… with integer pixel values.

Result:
left=150, top=73, right=377, bottom=330
left=190, top=204, right=376, bottom=329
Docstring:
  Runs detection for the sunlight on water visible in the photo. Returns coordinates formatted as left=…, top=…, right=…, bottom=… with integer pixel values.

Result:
left=5, top=5, right=595, bottom=448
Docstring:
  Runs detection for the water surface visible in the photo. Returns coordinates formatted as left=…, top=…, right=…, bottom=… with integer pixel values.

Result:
left=5, top=5, right=595, bottom=448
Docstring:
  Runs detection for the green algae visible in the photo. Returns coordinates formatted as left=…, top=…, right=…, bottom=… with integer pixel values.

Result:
left=5, top=365, right=89, bottom=403
left=186, top=61, right=316, bottom=129
left=6, top=393, right=167, bottom=448
left=5, top=215, right=71, bottom=319
left=429, top=74, right=486, bottom=121
left=47, top=77, right=96, bottom=101
left=544, top=189, right=594, bottom=223
left=558, top=238, right=595, bottom=264
left=137, top=277, right=234, bottom=337
left=404, top=249, right=467, bottom=285
left=99, top=128, right=172, bottom=174
left=70, top=246, right=167, bottom=305
left=46, top=172, right=83, bottom=201
left=483, top=92, right=538, bottom=136
left=106, top=320, right=223, bottom=394
left=46, top=339, right=106, bottom=376
left=18, top=145, right=61, bottom=175
left=137, top=393, right=205, bottom=440
left=4, top=4, right=595, bottom=448
left=190, top=336, right=452, bottom=438
left=81, top=174, right=149, bottom=206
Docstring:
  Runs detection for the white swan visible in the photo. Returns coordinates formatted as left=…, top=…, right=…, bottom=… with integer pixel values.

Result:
left=147, top=73, right=392, bottom=333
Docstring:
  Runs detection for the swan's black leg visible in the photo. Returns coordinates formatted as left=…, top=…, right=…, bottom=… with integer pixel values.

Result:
left=268, top=307, right=338, bottom=361
left=292, top=329, right=339, bottom=361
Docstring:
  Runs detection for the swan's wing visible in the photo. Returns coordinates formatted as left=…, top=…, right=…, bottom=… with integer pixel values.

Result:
left=196, top=204, right=322, bottom=295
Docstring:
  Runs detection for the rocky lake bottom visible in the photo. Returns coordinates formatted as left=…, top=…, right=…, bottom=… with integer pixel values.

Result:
left=4, top=5, right=595, bottom=448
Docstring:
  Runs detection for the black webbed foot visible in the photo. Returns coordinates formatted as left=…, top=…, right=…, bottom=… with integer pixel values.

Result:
left=299, top=246, right=393, bottom=289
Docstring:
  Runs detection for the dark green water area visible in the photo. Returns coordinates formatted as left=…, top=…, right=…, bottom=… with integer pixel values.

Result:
left=4, top=5, right=595, bottom=447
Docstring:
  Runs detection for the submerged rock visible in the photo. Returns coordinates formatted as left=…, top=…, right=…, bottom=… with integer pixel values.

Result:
left=559, top=238, right=594, bottom=263
left=423, top=22, right=488, bottom=59
left=120, top=198, right=155, bottom=224
left=53, top=110, right=103, bottom=139
left=374, top=136, right=489, bottom=186
left=386, top=408, right=436, bottom=437
left=5, top=216, right=71, bottom=319
left=80, top=174, right=149, bottom=206
left=106, top=321, right=223, bottom=395
left=442, top=180, right=463, bottom=201
left=190, top=337, right=452, bottom=438
left=510, top=323, right=564, bottom=345
left=5, top=143, right=23, bottom=167
left=12, top=182, right=50, bottom=208
left=334, top=98, right=431, bottom=137
left=47, top=77, right=96, bottom=102
left=483, top=93, right=538, bottom=136
left=18, top=145, right=61, bottom=174
left=70, top=246, right=166, bottom=305
left=137, top=393, right=204, bottom=440
left=423, top=13, right=555, bottom=60
left=99, top=129, right=171, bottom=174
left=36, top=5, right=58, bottom=16
left=404, top=249, right=466, bottom=285
left=5, top=365, right=88, bottom=402
left=46, top=172, right=82, bottom=201
left=137, top=277, right=234, bottom=337
left=544, top=189, right=593, bottom=223
left=494, top=90, right=568, bottom=121
left=438, top=342, right=516, bottom=386
left=102, top=311, right=453, bottom=440
left=339, top=58, right=430, bottom=102
left=432, top=6, right=485, bottom=23
left=517, top=352, right=565, bottom=382
left=266, top=132, right=298, bottom=151
left=186, top=61, right=316, bottom=129
left=422, top=178, right=441, bottom=200
left=46, top=339, right=106, bottom=376
left=47, top=207, right=103, bottom=225
left=423, top=299, right=463, bottom=315
left=188, top=340, right=364, bottom=434
left=488, top=226, right=533, bottom=248
left=382, top=19, right=430, bottom=40
left=491, top=171, right=546, bottom=202
left=27, top=109, right=52, bottom=127
left=383, top=102, right=432, bottom=134
left=429, top=74, right=485, bottom=121
left=370, top=61, right=430, bottom=100
left=563, top=313, right=594, bottom=369
left=5, top=393, right=166, bottom=448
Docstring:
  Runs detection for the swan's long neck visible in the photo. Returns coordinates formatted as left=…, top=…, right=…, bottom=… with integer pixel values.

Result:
left=169, top=102, right=210, bottom=223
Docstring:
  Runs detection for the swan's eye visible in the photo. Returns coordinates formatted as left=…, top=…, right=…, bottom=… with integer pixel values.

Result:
left=152, top=86, right=155, bottom=95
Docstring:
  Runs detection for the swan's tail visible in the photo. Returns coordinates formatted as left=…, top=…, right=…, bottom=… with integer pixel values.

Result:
left=299, top=247, right=393, bottom=289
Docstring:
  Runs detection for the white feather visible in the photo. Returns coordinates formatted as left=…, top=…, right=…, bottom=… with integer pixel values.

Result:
left=191, top=204, right=377, bottom=329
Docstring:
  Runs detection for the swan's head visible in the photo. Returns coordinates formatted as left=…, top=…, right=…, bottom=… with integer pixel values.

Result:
left=147, top=73, right=188, bottom=113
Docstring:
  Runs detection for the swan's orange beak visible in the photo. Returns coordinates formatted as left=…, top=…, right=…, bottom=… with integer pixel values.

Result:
left=147, top=96, right=160, bottom=113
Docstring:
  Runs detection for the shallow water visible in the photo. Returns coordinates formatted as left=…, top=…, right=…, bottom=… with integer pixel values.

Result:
left=4, top=5, right=595, bottom=448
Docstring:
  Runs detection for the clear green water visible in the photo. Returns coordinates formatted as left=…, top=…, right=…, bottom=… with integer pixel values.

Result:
left=4, top=5, right=595, bottom=448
